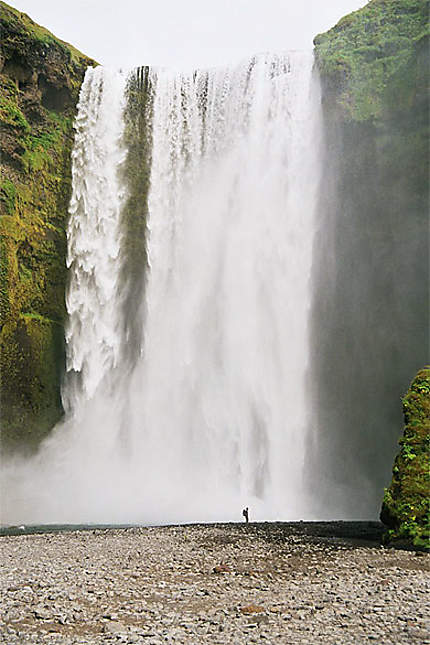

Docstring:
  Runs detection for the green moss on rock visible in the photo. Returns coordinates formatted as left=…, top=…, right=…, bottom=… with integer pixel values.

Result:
left=380, top=368, right=430, bottom=549
left=314, top=0, right=429, bottom=122
left=0, top=1, right=96, bottom=452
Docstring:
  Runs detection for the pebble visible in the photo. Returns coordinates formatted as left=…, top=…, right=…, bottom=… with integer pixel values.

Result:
left=0, top=522, right=428, bottom=644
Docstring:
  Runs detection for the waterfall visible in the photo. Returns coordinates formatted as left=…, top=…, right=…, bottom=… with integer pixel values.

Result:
left=1, top=53, right=322, bottom=525
left=64, top=67, right=127, bottom=410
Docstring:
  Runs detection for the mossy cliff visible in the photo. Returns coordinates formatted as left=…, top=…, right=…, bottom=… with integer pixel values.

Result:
left=309, top=0, right=429, bottom=517
left=0, top=2, right=95, bottom=452
left=380, top=368, right=430, bottom=549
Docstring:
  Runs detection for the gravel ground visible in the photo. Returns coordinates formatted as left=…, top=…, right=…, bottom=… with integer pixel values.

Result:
left=0, top=521, right=429, bottom=644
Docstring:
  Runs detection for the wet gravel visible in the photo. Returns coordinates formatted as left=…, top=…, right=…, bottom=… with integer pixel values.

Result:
left=0, top=521, right=429, bottom=644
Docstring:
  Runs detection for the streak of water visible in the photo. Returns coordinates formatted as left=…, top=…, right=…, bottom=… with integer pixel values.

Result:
left=64, top=67, right=127, bottom=409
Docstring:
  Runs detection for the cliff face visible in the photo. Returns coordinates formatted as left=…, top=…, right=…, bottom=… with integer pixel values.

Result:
left=0, top=2, right=95, bottom=452
left=309, top=0, right=429, bottom=517
left=0, top=1, right=428, bottom=529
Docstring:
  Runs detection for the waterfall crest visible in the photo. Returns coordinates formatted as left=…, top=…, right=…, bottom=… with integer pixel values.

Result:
left=1, top=53, right=322, bottom=525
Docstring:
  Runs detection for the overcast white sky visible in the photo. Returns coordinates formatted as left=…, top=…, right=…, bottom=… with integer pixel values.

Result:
left=10, top=0, right=367, bottom=70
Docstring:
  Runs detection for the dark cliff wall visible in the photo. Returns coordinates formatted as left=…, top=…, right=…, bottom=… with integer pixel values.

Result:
left=0, top=2, right=95, bottom=452
left=119, top=68, right=153, bottom=367
left=309, top=0, right=429, bottom=516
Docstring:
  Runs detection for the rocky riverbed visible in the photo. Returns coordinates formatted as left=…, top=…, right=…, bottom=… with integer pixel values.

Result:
left=0, top=522, right=429, bottom=644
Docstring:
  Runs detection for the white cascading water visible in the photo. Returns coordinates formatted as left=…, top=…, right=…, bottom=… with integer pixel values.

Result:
left=1, top=53, right=321, bottom=525
left=64, top=67, right=127, bottom=408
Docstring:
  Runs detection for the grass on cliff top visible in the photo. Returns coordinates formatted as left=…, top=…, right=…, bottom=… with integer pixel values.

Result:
left=314, top=0, right=429, bottom=121
left=0, top=1, right=96, bottom=66
left=315, top=0, right=428, bottom=57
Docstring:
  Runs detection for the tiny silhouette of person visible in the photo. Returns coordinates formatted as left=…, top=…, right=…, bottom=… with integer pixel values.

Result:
left=242, top=507, right=249, bottom=523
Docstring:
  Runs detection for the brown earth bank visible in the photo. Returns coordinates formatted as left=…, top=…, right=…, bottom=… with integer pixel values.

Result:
left=0, top=521, right=429, bottom=644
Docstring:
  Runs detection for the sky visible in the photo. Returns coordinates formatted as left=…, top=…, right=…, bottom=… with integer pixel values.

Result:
left=9, top=0, right=367, bottom=70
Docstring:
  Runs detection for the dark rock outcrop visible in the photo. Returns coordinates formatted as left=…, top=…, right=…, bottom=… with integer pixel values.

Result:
left=0, top=1, right=96, bottom=452
left=380, top=368, right=430, bottom=549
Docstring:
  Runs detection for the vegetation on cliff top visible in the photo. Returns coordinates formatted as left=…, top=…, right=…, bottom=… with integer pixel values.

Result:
left=1, top=2, right=91, bottom=66
left=380, top=368, right=430, bottom=549
left=0, top=2, right=95, bottom=451
left=314, top=0, right=429, bottom=121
